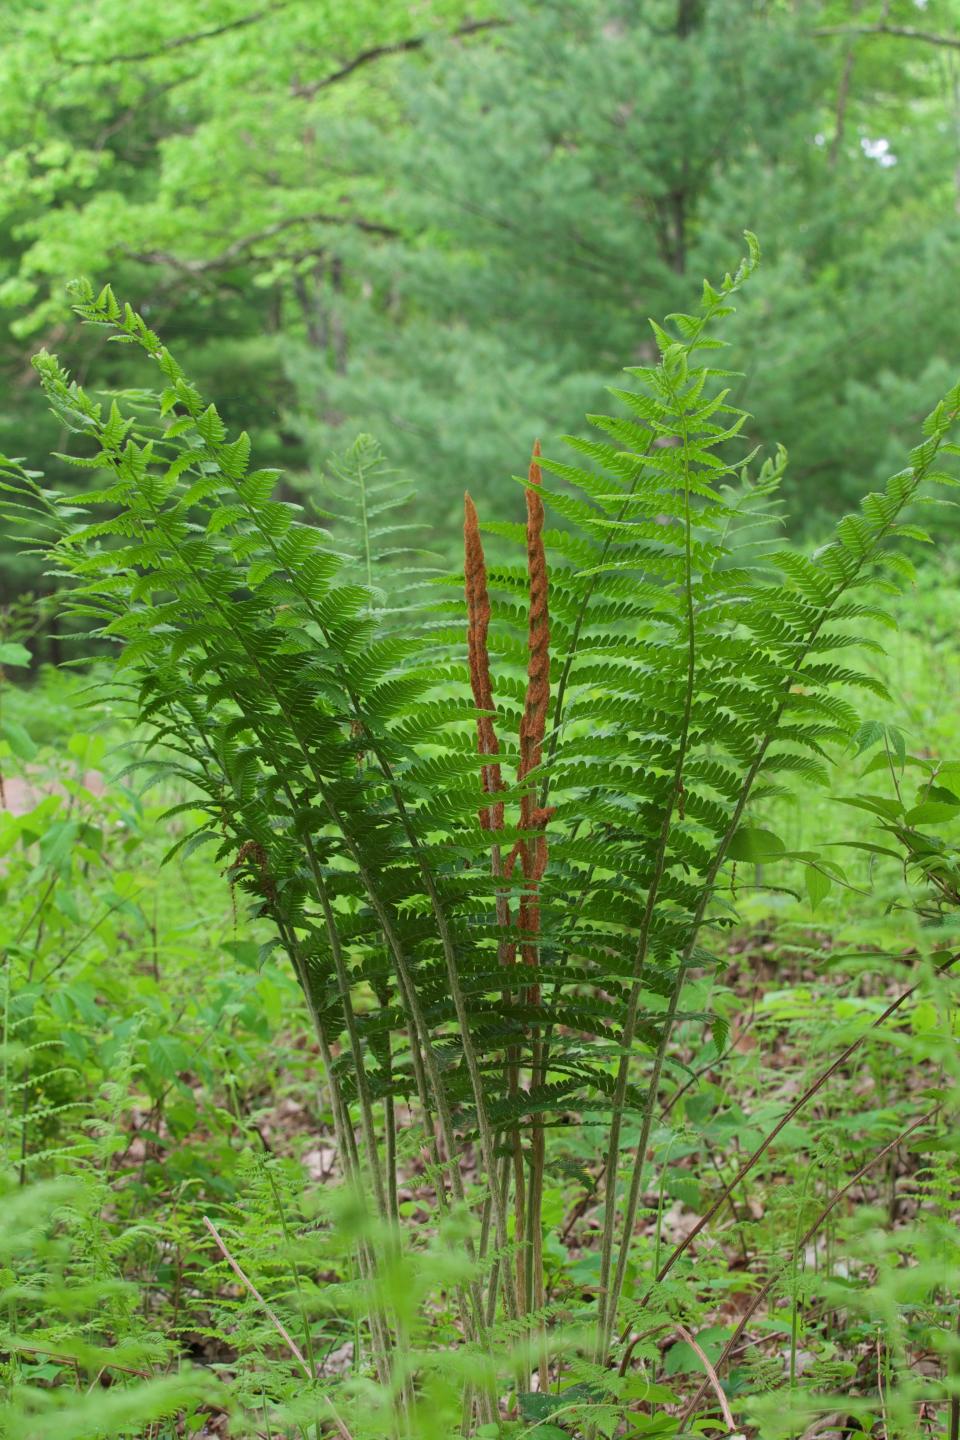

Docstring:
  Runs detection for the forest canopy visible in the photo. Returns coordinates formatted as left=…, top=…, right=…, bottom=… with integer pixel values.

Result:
left=2, top=0, right=960, bottom=612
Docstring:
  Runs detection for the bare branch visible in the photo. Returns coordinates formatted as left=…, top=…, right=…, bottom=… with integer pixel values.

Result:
left=95, top=76, right=193, bottom=149
left=291, top=17, right=508, bottom=99
left=674, top=1325, right=738, bottom=1434
left=813, top=21, right=960, bottom=51
left=652, top=950, right=960, bottom=1292
left=678, top=1106, right=940, bottom=1429
left=202, top=1215, right=311, bottom=1380
left=71, top=2, right=291, bottom=67
left=125, top=210, right=397, bottom=274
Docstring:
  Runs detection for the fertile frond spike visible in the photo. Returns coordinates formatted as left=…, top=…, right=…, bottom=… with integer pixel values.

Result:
left=529, top=437, right=542, bottom=483
left=464, top=490, right=504, bottom=832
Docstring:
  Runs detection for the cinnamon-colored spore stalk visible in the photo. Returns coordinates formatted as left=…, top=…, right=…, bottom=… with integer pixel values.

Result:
left=464, top=491, right=504, bottom=831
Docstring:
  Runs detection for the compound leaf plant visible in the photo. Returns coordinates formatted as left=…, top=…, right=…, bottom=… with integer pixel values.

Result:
left=3, top=234, right=958, bottom=1437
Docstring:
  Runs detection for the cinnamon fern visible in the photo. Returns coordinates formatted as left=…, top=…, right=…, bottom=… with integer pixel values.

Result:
left=3, top=234, right=958, bottom=1428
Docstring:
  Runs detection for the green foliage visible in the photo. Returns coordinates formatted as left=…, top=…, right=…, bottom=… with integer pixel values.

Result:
left=0, top=1103, right=217, bottom=1437
left=312, top=433, right=440, bottom=618
left=3, top=0, right=960, bottom=623
left=3, top=237, right=960, bottom=1435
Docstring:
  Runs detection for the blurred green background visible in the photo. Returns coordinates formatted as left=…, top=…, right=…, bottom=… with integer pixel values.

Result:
left=2, top=0, right=960, bottom=625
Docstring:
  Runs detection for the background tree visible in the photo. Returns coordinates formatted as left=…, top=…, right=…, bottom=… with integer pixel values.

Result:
left=2, top=0, right=960, bottom=621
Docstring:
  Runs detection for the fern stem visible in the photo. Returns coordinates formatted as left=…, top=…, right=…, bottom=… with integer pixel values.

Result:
left=481, top=1150, right=514, bottom=1325
left=355, top=443, right=375, bottom=597
left=318, top=824, right=496, bottom=1336
left=216, top=450, right=518, bottom=1321
left=384, top=1089, right=399, bottom=1228
left=191, top=672, right=398, bottom=1245
left=99, top=449, right=492, bottom=1350
left=516, top=444, right=552, bottom=1361
left=600, top=414, right=959, bottom=1353
left=186, top=712, right=400, bottom=1241
left=593, top=369, right=700, bottom=1361
left=273, top=914, right=395, bottom=1389
left=273, top=799, right=391, bottom=1223
left=370, top=732, right=520, bottom=1312
left=314, top=861, right=389, bottom=1214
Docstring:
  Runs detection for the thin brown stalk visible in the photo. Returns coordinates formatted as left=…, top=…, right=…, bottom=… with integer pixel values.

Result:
left=202, top=1215, right=313, bottom=1380
left=675, top=1324, right=737, bottom=1432
left=677, top=1107, right=939, bottom=1428
left=464, top=490, right=505, bottom=832
left=203, top=1217, right=354, bottom=1440
left=9, top=1343, right=149, bottom=1380
left=652, top=951, right=960, bottom=1291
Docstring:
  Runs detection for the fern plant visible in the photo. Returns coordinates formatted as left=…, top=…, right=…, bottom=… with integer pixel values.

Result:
left=311, top=432, right=440, bottom=620
left=3, top=234, right=959, bottom=1433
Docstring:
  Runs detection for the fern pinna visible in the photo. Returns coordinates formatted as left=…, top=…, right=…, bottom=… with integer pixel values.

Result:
left=4, top=234, right=959, bottom=1421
